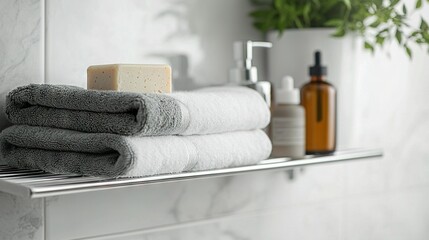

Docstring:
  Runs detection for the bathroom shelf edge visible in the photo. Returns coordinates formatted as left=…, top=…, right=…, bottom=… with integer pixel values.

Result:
left=0, top=148, right=382, bottom=199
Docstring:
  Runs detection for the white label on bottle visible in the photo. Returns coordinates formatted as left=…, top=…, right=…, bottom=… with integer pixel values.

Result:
left=272, top=117, right=305, bottom=146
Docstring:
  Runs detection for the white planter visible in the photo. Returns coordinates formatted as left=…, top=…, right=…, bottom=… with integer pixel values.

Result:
left=267, top=29, right=359, bottom=148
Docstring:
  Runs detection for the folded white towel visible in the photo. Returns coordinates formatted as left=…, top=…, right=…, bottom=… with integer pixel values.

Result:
left=171, top=87, right=270, bottom=135
left=6, top=85, right=270, bottom=136
left=127, top=129, right=272, bottom=177
left=0, top=125, right=272, bottom=177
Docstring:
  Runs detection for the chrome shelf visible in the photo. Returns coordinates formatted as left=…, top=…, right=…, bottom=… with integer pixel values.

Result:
left=0, top=148, right=382, bottom=198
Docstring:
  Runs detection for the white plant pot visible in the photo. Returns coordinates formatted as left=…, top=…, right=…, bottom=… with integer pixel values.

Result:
left=267, top=28, right=359, bottom=148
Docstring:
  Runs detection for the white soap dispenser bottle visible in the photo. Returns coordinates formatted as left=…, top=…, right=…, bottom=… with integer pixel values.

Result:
left=271, top=76, right=306, bottom=158
left=229, top=41, right=272, bottom=107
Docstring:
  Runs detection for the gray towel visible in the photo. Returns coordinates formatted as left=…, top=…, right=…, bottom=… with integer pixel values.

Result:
left=6, top=84, right=182, bottom=136
left=0, top=125, right=272, bottom=177
left=6, top=84, right=270, bottom=136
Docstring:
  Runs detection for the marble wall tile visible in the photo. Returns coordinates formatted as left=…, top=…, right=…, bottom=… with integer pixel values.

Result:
left=2, top=1, right=427, bottom=240
left=0, top=0, right=44, bottom=237
left=0, top=192, right=43, bottom=240
left=43, top=172, right=269, bottom=239
left=337, top=15, right=429, bottom=237
left=342, top=187, right=429, bottom=240
left=0, top=0, right=44, bottom=131
left=44, top=167, right=347, bottom=240
left=45, top=0, right=265, bottom=89
left=349, top=39, right=429, bottom=193
left=385, top=50, right=429, bottom=190
left=343, top=159, right=387, bottom=197
left=95, top=200, right=342, bottom=240
left=45, top=182, right=429, bottom=240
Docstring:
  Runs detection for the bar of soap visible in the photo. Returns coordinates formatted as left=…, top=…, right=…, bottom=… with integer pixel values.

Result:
left=87, top=64, right=172, bottom=93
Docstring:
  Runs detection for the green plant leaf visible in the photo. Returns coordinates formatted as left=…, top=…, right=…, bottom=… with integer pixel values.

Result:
left=364, top=42, right=374, bottom=53
left=405, top=45, right=412, bottom=58
left=410, top=31, right=420, bottom=38
left=423, top=32, right=429, bottom=41
left=325, top=19, right=343, bottom=27
left=278, top=12, right=287, bottom=31
left=274, top=0, right=284, bottom=10
left=249, top=9, right=272, bottom=18
left=248, top=0, right=429, bottom=57
left=303, top=3, right=311, bottom=24
left=253, top=22, right=268, bottom=32
left=249, top=0, right=271, bottom=6
left=416, top=0, right=423, bottom=9
left=395, top=30, right=403, bottom=44
left=390, top=0, right=400, bottom=6
left=343, top=0, right=351, bottom=9
left=374, top=0, right=383, bottom=6
left=378, top=28, right=390, bottom=34
left=312, top=0, right=321, bottom=7
left=421, top=18, right=429, bottom=31
left=370, top=19, right=381, bottom=28
left=376, top=36, right=385, bottom=45
left=393, top=16, right=402, bottom=26
left=332, top=27, right=346, bottom=37
left=294, top=18, right=304, bottom=28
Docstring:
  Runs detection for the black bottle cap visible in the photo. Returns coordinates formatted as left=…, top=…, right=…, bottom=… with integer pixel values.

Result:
left=309, top=51, right=327, bottom=76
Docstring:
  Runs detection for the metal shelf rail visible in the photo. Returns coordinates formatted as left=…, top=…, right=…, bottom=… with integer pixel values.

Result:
left=0, top=148, right=382, bottom=198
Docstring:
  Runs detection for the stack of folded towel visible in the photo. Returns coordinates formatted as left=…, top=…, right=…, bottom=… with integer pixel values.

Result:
left=0, top=84, right=272, bottom=177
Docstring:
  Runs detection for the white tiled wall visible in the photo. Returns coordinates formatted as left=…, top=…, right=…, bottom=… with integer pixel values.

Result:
left=0, top=192, right=43, bottom=240
left=43, top=167, right=345, bottom=239
left=0, top=0, right=44, bottom=130
left=1, top=0, right=429, bottom=240
left=99, top=200, right=343, bottom=240
left=343, top=188, right=429, bottom=240
left=0, top=1, right=45, bottom=238
left=44, top=0, right=265, bottom=88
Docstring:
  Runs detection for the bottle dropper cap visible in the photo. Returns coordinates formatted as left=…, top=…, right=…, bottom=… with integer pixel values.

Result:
left=309, top=51, right=327, bottom=76
left=276, top=76, right=300, bottom=104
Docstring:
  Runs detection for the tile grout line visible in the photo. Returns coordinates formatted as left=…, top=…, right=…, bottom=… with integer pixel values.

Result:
left=41, top=0, right=47, bottom=238
left=42, top=0, right=47, bottom=84
left=74, top=198, right=346, bottom=240
left=43, top=197, right=46, bottom=240
left=74, top=209, right=266, bottom=240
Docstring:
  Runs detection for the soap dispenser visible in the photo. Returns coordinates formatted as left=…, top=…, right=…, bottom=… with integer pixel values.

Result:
left=301, top=51, right=336, bottom=154
left=271, top=76, right=305, bottom=158
left=229, top=41, right=272, bottom=107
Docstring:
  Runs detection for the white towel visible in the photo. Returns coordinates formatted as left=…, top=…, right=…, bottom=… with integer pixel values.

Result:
left=171, top=86, right=270, bottom=135
left=0, top=125, right=272, bottom=177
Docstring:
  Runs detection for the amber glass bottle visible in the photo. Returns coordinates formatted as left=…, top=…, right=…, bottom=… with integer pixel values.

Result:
left=301, top=51, right=336, bottom=154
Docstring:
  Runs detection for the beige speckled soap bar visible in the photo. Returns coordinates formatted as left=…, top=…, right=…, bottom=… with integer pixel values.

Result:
left=87, top=64, right=172, bottom=93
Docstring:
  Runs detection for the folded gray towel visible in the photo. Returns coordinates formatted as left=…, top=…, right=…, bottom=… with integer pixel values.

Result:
left=0, top=125, right=272, bottom=177
left=6, top=84, right=182, bottom=136
left=6, top=84, right=270, bottom=136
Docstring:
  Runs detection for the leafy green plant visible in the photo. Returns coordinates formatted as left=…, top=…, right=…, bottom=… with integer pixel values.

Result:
left=250, top=0, right=429, bottom=58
